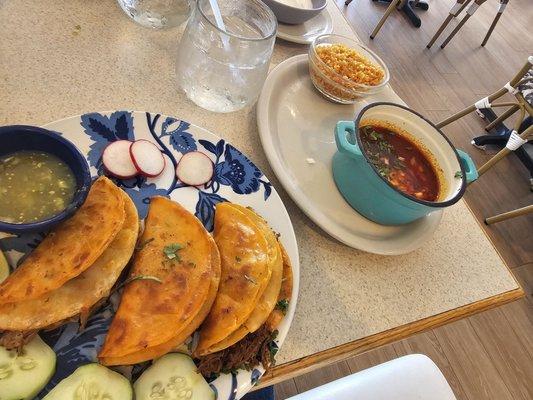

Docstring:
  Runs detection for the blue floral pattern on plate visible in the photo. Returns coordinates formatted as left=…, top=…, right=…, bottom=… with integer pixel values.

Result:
left=0, top=111, right=294, bottom=400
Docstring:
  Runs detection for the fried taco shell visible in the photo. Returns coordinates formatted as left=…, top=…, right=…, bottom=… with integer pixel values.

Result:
left=98, top=238, right=220, bottom=366
left=197, top=242, right=294, bottom=377
left=0, top=190, right=139, bottom=330
left=99, top=197, right=215, bottom=364
left=266, top=242, right=293, bottom=331
left=195, top=203, right=272, bottom=356
left=201, top=204, right=283, bottom=354
left=0, top=177, right=125, bottom=304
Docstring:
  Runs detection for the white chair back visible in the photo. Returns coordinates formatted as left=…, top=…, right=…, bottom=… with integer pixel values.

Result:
left=287, top=354, right=457, bottom=400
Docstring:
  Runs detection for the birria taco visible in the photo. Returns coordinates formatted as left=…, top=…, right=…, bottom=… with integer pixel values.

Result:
left=0, top=178, right=137, bottom=349
left=0, top=190, right=138, bottom=332
left=195, top=203, right=293, bottom=376
left=98, top=197, right=220, bottom=366
left=0, top=176, right=125, bottom=305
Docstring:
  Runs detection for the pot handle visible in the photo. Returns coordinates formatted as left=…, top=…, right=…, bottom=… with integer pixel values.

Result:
left=456, top=149, right=478, bottom=183
left=335, top=121, right=363, bottom=158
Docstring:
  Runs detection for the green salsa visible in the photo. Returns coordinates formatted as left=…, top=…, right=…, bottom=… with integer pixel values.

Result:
left=0, top=151, right=77, bottom=224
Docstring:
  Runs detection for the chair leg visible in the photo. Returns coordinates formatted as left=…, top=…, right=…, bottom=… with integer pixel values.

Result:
left=370, top=0, right=402, bottom=39
left=485, top=104, right=519, bottom=131
left=427, top=14, right=454, bottom=48
left=440, top=0, right=487, bottom=49
left=481, top=0, right=508, bottom=46
left=485, top=204, right=533, bottom=224
left=426, top=0, right=471, bottom=48
left=455, top=0, right=473, bottom=15
left=476, top=124, right=533, bottom=177
left=440, top=14, right=472, bottom=48
left=437, top=58, right=532, bottom=129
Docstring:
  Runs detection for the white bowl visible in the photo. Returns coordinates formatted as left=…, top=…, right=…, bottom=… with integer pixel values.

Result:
left=262, top=0, right=327, bottom=25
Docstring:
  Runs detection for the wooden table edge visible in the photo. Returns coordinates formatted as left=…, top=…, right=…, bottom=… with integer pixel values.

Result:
left=256, top=285, right=524, bottom=388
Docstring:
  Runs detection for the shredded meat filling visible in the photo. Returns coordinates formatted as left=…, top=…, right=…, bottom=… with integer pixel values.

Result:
left=197, top=325, right=276, bottom=377
left=0, top=330, right=37, bottom=350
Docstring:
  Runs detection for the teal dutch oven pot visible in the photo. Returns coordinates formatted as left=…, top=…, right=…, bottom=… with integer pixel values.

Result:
left=332, top=103, right=478, bottom=225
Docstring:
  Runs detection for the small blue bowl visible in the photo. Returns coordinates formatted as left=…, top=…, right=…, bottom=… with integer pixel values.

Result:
left=332, top=103, right=478, bottom=225
left=0, top=125, right=92, bottom=234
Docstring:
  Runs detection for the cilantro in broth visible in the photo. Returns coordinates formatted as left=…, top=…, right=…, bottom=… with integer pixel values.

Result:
left=377, top=166, right=390, bottom=178
left=360, top=123, right=440, bottom=201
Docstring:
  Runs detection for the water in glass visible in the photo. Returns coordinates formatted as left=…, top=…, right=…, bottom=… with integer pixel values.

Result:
left=176, top=0, right=277, bottom=113
left=117, top=0, right=192, bottom=29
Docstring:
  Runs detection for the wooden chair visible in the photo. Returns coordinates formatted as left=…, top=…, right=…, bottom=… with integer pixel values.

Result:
left=344, top=0, right=429, bottom=39
left=481, top=0, right=510, bottom=45
left=485, top=204, right=533, bottom=224
left=437, top=57, right=533, bottom=223
left=427, top=0, right=510, bottom=49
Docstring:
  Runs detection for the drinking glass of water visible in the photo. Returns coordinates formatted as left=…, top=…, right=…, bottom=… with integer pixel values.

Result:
left=176, top=0, right=277, bottom=113
left=117, top=0, right=192, bottom=29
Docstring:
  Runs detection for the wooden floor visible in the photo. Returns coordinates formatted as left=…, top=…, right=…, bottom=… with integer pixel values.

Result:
left=274, top=0, right=533, bottom=399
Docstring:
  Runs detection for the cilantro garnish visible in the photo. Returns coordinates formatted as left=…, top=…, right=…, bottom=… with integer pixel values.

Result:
left=268, top=330, right=280, bottom=363
left=275, top=299, right=289, bottom=315
left=163, top=243, right=185, bottom=260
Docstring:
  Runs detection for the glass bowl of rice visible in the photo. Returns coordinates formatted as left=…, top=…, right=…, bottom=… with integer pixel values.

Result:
left=309, top=34, right=390, bottom=104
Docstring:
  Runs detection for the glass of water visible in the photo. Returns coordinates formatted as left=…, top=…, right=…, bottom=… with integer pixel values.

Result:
left=117, top=0, right=192, bottom=29
left=176, top=0, right=277, bottom=113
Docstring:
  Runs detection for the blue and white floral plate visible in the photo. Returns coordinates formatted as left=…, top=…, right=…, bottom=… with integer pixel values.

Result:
left=0, top=111, right=299, bottom=400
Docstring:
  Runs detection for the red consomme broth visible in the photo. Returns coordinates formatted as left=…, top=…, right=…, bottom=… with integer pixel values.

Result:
left=359, top=124, right=440, bottom=202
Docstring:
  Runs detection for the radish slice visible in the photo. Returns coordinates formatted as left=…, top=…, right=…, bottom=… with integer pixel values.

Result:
left=130, top=140, right=165, bottom=177
left=176, top=151, right=214, bottom=186
left=102, top=140, right=138, bottom=179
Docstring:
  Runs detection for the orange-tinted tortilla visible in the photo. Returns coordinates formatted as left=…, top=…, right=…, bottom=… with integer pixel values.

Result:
left=98, top=197, right=214, bottom=363
left=195, top=203, right=271, bottom=356
left=0, top=190, right=139, bottom=330
left=204, top=204, right=283, bottom=353
left=99, top=238, right=220, bottom=366
left=0, top=177, right=125, bottom=304
left=266, top=242, right=294, bottom=331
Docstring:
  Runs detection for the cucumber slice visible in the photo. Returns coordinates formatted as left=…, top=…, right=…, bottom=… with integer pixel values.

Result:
left=0, top=250, right=9, bottom=283
left=43, top=363, right=132, bottom=400
left=0, top=334, right=56, bottom=400
left=134, top=353, right=214, bottom=400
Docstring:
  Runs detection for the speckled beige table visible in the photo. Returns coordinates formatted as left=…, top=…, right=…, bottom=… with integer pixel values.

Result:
left=0, top=0, right=523, bottom=386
